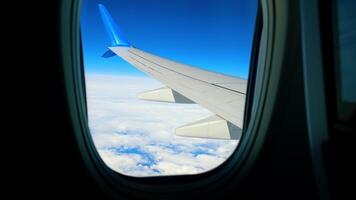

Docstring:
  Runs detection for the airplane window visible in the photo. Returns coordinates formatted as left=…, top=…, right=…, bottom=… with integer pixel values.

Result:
left=80, top=0, right=258, bottom=177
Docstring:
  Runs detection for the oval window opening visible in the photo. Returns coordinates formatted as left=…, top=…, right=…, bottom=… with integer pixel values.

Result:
left=80, top=0, right=258, bottom=177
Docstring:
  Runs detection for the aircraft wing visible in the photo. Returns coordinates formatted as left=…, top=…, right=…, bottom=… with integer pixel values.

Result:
left=98, top=4, right=247, bottom=140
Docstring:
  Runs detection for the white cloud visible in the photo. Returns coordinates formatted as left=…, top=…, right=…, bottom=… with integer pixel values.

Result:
left=85, top=74, right=238, bottom=176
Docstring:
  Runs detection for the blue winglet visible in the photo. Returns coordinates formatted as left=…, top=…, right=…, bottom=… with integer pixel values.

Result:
left=98, top=4, right=131, bottom=47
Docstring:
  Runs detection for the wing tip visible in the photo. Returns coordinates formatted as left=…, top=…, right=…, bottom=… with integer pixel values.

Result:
left=98, top=4, right=131, bottom=47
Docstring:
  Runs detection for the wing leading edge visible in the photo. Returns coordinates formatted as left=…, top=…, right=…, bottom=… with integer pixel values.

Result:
left=98, top=4, right=247, bottom=140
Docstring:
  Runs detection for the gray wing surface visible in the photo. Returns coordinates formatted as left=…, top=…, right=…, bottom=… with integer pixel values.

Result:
left=110, top=46, right=247, bottom=140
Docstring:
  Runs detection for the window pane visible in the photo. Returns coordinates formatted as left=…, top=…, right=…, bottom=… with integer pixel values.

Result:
left=333, top=0, right=356, bottom=103
left=332, top=0, right=356, bottom=120
left=81, top=0, right=258, bottom=177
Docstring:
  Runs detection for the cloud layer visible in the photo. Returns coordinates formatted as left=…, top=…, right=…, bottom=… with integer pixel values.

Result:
left=86, top=74, right=238, bottom=176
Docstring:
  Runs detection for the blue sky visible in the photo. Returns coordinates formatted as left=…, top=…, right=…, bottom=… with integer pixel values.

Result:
left=81, top=0, right=258, bottom=78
